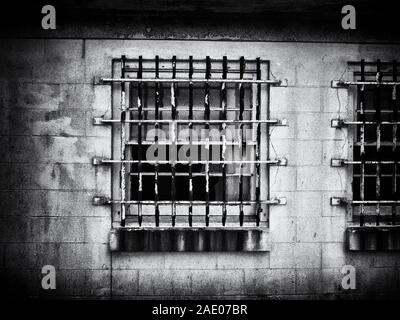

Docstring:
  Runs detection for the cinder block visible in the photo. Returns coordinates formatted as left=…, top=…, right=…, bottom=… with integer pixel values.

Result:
left=112, top=252, right=166, bottom=269
left=270, top=216, right=296, bottom=242
left=3, top=82, right=65, bottom=110
left=3, top=136, right=110, bottom=164
left=59, top=243, right=110, bottom=269
left=322, top=243, right=347, bottom=268
left=112, top=270, right=140, bottom=296
left=0, top=190, right=109, bottom=217
left=357, top=267, right=400, bottom=294
left=5, top=243, right=61, bottom=269
left=297, top=166, right=346, bottom=191
left=295, top=113, right=346, bottom=141
left=345, top=252, right=374, bottom=268
left=322, top=192, right=347, bottom=217
left=293, top=243, right=322, bottom=268
left=270, top=243, right=295, bottom=268
left=296, top=217, right=345, bottom=242
left=0, top=108, right=86, bottom=136
left=244, top=268, right=296, bottom=295
left=84, top=217, right=111, bottom=243
left=216, top=252, right=269, bottom=269
left=322, top=140, right=350, bottom=166
left=321, top=87, right=349, bottom=113
left=85, top=111, right=112, bottom=138
left=53, top=269, right=87, bottom=296
left=270, top=191, right=322, bottom=218
left=295, top=268, right=342, bottom=294
left=0, top=216, right=85, bottom=243
left=85, top=270, right=111, bottom=297
left=372, top=252, right=400, bottom=268
left=138, top=269, right=192, bottom=296
left=165, top=252, right=217, bottom=269
left=269, top=113, right=295, bottom=140
left=269, top=166, right=297, bottom=192
left=191, top=269, right=244, bottom=296
left=0, top=163, right=110, bottom=192
left=270, top=87, right=322, bottom=113
left=270, top=140, right=322, bottom=166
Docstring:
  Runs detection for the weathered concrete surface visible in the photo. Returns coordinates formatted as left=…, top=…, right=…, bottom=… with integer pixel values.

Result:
left=1, top=36, right=400, bottom=299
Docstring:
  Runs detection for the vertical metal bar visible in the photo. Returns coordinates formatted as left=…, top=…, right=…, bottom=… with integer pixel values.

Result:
left=171, top=56, right=177, bottom=227
left=205, top=56, right=211, bottom=226
left=188, top=56, right=194, bottom=227
left=137, top=56, right=143, bottom=226
left=359, top=59, right=366, bottom=226
left=239, top=56, right=245, bottom=226
left=154, top=56, right=160, bottom=226
left=392, top=60, right=398, bottom=225
left=221, top=56, right=228, bottom=226
left=120, top=55, right=127, bottom=227
left=376, top=59, right=382, bottom=226
left=255, top=57, right=262, bottom=227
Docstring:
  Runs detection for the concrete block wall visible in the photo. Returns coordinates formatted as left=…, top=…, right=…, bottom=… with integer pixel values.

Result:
left=1, top=38, right=400, bottom=298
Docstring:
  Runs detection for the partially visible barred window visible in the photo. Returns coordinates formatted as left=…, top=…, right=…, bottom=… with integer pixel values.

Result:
left=331, top=59, right=400, bottom=250
left=93, top=56, right=287, bottom=232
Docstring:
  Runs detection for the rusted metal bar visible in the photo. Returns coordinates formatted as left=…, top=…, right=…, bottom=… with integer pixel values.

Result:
left=332, top=80, right=400, bottom=87
left=333, top=159, right=400, bottom=165
left=205, top=56, right=211, bottom=227
left=131, top=172, right=254, bottom=177
left=137, top=56, right=143, bottom=226
left=96, top=158, right=286, bottom=165
left=128, top=106, right=254, bottom=112
left=221, top=56, right=228, bottom=226
left=255, top=57, right=262, bottom=227
left=359, top=59, right=366, bottom=226
left=376, top=59, right=382, bottom=226
left=332, top=120, right=400, bottom=126
left=96, top=119, right=285, bottom=124
left=188, top=56, right=194, bottom=227
left=154, top=55, right=160, bottom=226
left=171, top=56, right=177, bottom=227
left=120, top=55, right=128, bottom=227
left=96, top=77, right=283, bottom=85
left=128, top=140, right=259, bottom=146
left=103, top=199, right=286, bottom=205
left=393, top=60, right=398, bottom=225
left=239, top=56, right=245, bottom=227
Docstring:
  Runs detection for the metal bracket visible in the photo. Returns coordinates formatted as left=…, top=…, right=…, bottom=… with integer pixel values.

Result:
left=92, top=157, right=108, bottom=165
left=331, top=118, right=346, bottom=128
left=331, top=80, right=349, bottom=89
left=271, top=197, right=287, bottom=205
left=276, top=118, right=288, bottom=126
left=271, top=78, right=288, bottom=87
left=94, top=76, right=105, bottom=85
left=330, top=197, right=348, bottom=206
left=93, top=117, right=105, bottom=125
left=331, top=158, right=346, bottom=167
left=93, top=196, right=111, bottom=205
left=276, top=158, right=288, bottom=166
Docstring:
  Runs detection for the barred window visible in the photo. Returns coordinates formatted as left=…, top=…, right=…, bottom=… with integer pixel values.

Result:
left=93, top=56, right=287, bottom=251
left=331, top=59, right=400, bottom=250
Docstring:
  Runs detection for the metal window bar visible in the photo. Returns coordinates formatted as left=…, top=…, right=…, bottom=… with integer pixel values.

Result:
left=205, top=56, right=211, bottom=226
left=154, top=55, right=160, bottom=226
left=392, top=60, right=398, bottom=225
left=221, top=56, right=228, bottom=226
left=331, top=59, right=400, bottom=226
left=94, top=56, right=288, bottom=227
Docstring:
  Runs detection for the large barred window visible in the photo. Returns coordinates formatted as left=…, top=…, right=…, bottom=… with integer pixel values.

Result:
left=93, top=56, right=287, bottom=251
left=331, top=59, right=400, bottom=251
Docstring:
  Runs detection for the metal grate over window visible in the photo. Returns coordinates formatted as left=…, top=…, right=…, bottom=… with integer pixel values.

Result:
left=93, top=56, right=287, bottom=229
left=331, top=59, right=400, bottom=227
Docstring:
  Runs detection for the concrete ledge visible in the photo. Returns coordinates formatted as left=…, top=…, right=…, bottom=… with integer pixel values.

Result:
left=347, top=226, right=400, bottom=251
left=109, top=228, right=270, bottom=252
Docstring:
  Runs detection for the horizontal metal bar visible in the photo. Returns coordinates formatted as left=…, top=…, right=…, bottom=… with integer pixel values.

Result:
left=94, top=76, right=285, bottom=85
left=93, top=197, right=287, bottom=206
left=331, top=118, right=400, bottom=128
left=93, top=157, right=287, bottom=166
left=332, top=158, right=400, bottom=166
left=331, top=197, right=400, bottom=206
left=331, top=79, right=400, bottom=88
left=130, top=172, right=254, bottom=177
left=126, top=140, right=257, bottom=146
left=128, top=107, right=254, bottom=112
left=93, top=117, right=288, bottom=126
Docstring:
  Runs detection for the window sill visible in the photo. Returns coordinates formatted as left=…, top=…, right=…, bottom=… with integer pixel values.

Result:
left=109, top=227, right=270, bottom=252
left=347, top=226, right=400, bottom=251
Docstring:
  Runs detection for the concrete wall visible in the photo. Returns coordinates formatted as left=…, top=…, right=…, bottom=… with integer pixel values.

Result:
left=1, top=38, right=400, bottom=299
